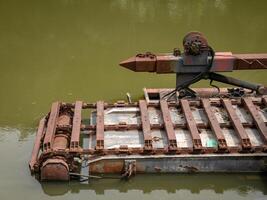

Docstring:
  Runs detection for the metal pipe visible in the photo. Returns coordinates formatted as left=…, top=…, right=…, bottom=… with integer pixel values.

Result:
left=208, top=72, right=261, bottom=91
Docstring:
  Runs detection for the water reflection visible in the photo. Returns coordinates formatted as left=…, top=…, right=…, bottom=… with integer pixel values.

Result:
left=41, top=174, right=267, bottom=196
left=110, top=0, right=229, bottom=22
left=0, top=126, right=36, bottom=141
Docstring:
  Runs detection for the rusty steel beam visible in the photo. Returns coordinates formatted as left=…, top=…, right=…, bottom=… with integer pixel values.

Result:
left=43, top=102, right=61, bottom=151
left=29, top=117, right=46, bottom=172
left=159, top=100, right=177, bottom=151
left=79, top=97, right=263, bottom=109
left=120, top=53, right=267, bottom=73
left=81, top=121, right=263, bottom=134
left=180, top=99, right=202, bottom=151
left=144, top=88, right=263, bottom=100
left=221, top=99, right=252, bottom=150
left=139, top=100, right=153, bottom=150
left=233, top=54, right=267, bottom=70
left=242, top=97, right=267, bottom=145
left=96, top=101, right=104, bottom=150
left=82, top=97, right=263, bottom=109
left=201, top=99, right=227, bottom=151
left=70, top=101, right=83, bottom=150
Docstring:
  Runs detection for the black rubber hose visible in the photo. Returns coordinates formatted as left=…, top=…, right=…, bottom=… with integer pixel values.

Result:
left=162, top=45, right=215, bottom=100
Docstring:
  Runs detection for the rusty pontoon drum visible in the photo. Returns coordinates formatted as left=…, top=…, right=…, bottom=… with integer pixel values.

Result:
left=29, top=32, right=267, bottom=181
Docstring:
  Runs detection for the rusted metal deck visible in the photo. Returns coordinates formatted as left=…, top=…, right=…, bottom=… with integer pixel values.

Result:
left=29, top=88, right=267, bottom=181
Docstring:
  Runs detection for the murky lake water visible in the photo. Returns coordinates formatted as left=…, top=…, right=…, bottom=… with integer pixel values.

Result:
left=0, top=0, right=267, bottom=199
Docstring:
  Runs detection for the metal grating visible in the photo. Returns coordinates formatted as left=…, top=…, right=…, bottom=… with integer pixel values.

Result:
left=30, top=96, right=267, bottom=173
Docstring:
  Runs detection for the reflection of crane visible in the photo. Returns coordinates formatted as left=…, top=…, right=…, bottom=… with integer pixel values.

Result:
left=120, top=32, right=267, bottom=98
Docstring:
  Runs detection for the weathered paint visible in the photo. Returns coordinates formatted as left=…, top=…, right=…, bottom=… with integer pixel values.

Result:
left=120, top=53, right=267, bottom=73
left=89, top=154, right=267, bottom=174
left=30, top=89, right=267, bottom=181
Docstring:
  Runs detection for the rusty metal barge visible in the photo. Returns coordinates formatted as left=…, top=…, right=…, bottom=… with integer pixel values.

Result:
left=29, top=32, right=267, bottom=181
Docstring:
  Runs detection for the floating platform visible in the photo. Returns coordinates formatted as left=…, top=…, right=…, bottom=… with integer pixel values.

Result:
left=29, top=88, right=267, bottom=181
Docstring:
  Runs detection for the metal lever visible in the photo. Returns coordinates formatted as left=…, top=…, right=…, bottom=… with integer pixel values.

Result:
left=207, top=72, right=266, bottom=94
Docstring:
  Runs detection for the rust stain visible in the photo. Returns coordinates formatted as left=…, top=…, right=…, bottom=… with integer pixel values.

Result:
left=154, top=166, right=162, bottom=172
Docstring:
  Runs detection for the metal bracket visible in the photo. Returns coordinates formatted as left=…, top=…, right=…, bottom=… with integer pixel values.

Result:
left=122, top=160, right=136, bottom=179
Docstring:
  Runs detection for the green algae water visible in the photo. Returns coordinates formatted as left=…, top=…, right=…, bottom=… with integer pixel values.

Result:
left=0, top=0, right=267, bottom=199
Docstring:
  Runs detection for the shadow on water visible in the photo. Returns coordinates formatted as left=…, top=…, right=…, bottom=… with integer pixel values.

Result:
left=41, top=173, right=267, bottom=196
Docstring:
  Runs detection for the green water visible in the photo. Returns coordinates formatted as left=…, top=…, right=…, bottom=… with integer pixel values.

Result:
left=0, top=0, right=267, bottom=199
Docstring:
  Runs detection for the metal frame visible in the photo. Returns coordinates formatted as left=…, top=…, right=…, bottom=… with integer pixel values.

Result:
left=222, top=99, right=252, bottom=150
left=160, top=100, right=177, bottom=151
left=180, top=99, right=203, bottom=152
left=139, top=100, right=153, bottom=150
left=96, top=101, right=104, bottom=150
left=29, top=95, right=267, bottom=175
left=70, top=101, right=83, bottom=150
left=201, top=99, right=227, bottom=151
left=43, top=102, right=61, bottom=151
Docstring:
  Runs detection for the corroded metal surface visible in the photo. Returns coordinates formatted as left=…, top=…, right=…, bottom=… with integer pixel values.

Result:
left=139, top=100, right=152, bottom=150
left=43, top=102, right=60, bottom=151
left=29, top=117, right=46, bottom=172
left=89, top=154, right=267, bottom=174
left=120, top=52, right=234, bottom=73
left=120, top=53, right=267, bottom=73
left=180, top=99, right=203, bottom=152
left=222, top=99, right=252, bottom=150
left=70, top=101, right=83, bottom=150
left=29, top=89, right=267, bottom=181
left=201, top=99, right=227, bottom=151
left=40, top=159, right=69, bottom=181
left=120, top=32, right=267, bottom=96
left=160, top=100, right=177, bottom=151
left=243, top=97, right=267, bottom=148
left=96, top=101, right=104, bottom=150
